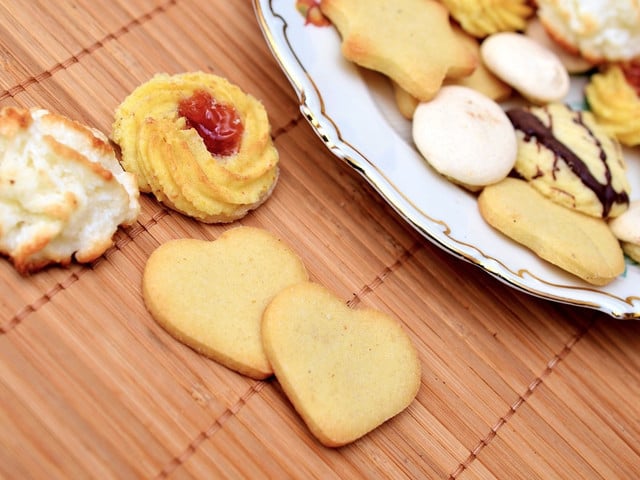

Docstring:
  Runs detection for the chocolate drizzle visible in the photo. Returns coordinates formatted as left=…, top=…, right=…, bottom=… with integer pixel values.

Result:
left=506, top=107, right=629, bottom=218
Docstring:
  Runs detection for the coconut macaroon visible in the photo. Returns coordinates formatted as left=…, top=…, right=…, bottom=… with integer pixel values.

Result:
left=112, top=72, right=279, bottom=223
left=525, top=17, right=595, bottom=74
left=536, top=0, right=640, bottom=63
left=0, top=106, right=140, bottom=274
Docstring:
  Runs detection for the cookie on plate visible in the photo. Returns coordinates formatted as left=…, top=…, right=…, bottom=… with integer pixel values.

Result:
left=392, top=28, right=511, bottom=119
left=524, top=17, right=594, bottom=74
left=481, top=32, right=570, bottom=104
left=479, top=178, right=625, bottom=286
left=112, top=72, right=279, bottom=223
left=441, top=0, right=533, bottom=38
left=507, top=103, right=630, bottom=218
left=412, top=85, right=517, bottom=190
left=536, top=0, right=640, bottom=63
left=320, top=0, right=477, bottom=101
left=609, top=200, right=640, bottom=263
left=445, top=27, right=512, bottom=102
left=142, top=226, right=308, bottom=379
left=585, top=65, right=640, bottom=147
left=0, top=106, right=140, bottom=274
left=262, top=281, right=421, bottom=447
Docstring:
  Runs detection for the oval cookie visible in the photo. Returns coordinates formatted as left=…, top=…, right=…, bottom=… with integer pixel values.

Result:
left=478, top=178, right=625, bottom=286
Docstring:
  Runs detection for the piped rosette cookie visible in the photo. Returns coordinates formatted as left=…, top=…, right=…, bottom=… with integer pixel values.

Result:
left=440, top=0, right=534, bottom=39
left=506, top=103, right=630, bottom=219
left=112, top=72, right=279, bottom=223
left=585, top=65, right=640, bottom=148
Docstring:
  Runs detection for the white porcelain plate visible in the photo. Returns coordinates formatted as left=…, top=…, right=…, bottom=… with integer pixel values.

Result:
left=253, top=0, right=640, bottom=319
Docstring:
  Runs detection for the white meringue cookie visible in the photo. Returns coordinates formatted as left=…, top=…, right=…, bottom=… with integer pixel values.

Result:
left=412, top=85, right=517, bottom=189
left=481, top=32, right=570, bottom=104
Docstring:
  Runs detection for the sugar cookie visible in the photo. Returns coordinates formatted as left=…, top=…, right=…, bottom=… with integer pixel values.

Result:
left=262, top=281, right=421, bottom=447
left=142, top=227, right=308, bottom=379
left=320, top=0, right=477, bottom=101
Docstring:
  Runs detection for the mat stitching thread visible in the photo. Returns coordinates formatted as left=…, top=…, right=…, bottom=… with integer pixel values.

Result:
left=347, top=241, right=423, bottom=308
left=1, top=1, right=179, bottom=329
left=1, top=272, right=83, bottom=334
left=272, top=116, right=303, bottom=138
left=0, top=0, right=177, bottom=101
left=1, top=209, right=168, bottom=335
left=448, top=317, right=596, bottom=479
left=155, top=380, right=268, bottom=478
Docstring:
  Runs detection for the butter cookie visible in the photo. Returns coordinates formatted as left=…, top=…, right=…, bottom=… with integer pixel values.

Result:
left=262, top=281, right=421, bottom=447
left=320, top=0, right=477, bottom=101
left=479, top=178, right=625, bottom=286
left=585, top=65, right=640, bottom=147
left=112, top=72, right=279, bottom=223
left=441, top=0, right=533, bottom=38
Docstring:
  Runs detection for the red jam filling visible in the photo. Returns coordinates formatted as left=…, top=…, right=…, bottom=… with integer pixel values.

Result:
left=621, top=60, right=640, bottom=96
left=178, top=90, right=244, bottom=157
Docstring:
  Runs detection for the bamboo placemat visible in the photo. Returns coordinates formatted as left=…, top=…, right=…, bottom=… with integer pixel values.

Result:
left=0, top=1, right=639, bottom=478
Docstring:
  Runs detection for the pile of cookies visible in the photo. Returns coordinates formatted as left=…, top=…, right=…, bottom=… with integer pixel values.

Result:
left=142, top=226, right=421, bottom=447
left=319, top=0, right=640, bottom=285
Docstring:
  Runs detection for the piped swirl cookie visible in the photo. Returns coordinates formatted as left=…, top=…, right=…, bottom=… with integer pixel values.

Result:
left=585, top=65, right=640, bottom=147
left=506, top=103, right=630, bottom=219
left=440, top=0, right=533, bottom=38
left=112, top=72, right=279, bottom=223
left=0, top=106, right=140, bottom=274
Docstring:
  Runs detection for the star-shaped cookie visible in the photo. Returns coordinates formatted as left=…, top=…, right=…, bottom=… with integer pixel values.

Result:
left=320, top=0, right=477, bottom=101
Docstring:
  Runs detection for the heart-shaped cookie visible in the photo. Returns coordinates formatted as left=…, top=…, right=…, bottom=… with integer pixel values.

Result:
left=262, top=282, right=421, bottom=447
left=142, top=226, right=308, bottom=379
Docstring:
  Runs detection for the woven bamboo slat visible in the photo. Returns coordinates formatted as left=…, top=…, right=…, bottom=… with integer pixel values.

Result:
left=0, top=1, right=638, bottom=478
